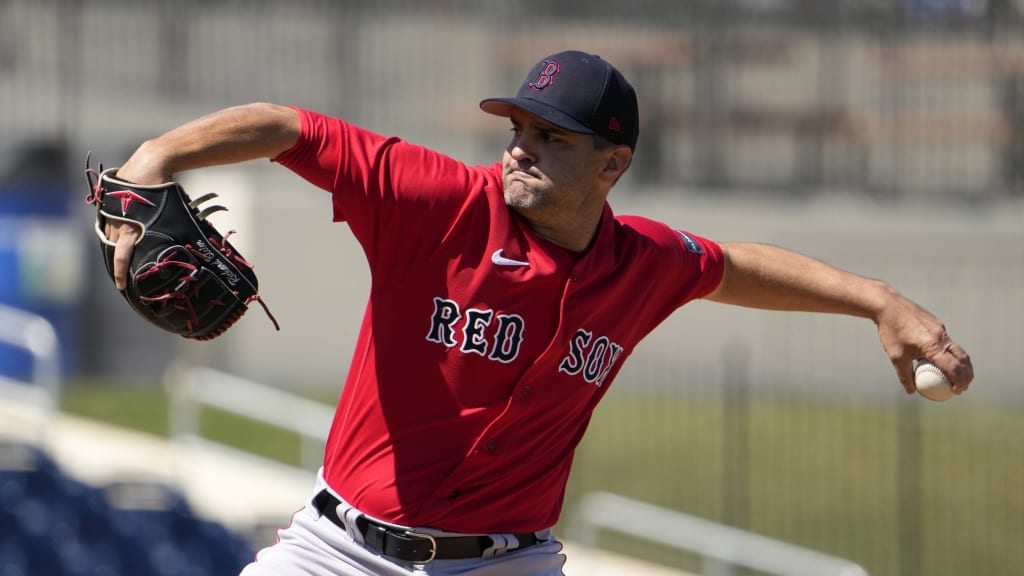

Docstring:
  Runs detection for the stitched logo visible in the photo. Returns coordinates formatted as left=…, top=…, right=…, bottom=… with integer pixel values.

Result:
left=676, top=230, right=704, bottom=255
left=108, top=190, right=155, bottom=216
left=608, top=116, right=621, bottom=133
left=491, top=249, right=530, bottom=268
left=528, top=60, right=559, bottom=91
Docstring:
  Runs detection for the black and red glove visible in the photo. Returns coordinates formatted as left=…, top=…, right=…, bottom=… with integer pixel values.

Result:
left=85, top=159, right=278, bottom=340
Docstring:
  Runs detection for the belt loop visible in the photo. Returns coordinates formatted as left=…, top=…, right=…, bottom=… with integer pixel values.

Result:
left=341, top=504, right=365, bottom=544
left=481, top=533, right=516, bottom=559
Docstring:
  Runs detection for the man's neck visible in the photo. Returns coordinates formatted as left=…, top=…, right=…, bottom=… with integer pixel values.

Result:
left=517, top=207, right=604, bottom=254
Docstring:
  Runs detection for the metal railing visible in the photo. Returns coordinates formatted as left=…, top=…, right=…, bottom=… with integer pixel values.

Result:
left=0, top=303, right=61, bottom=441
left=571, top=491, right=869, bottom=576
left=164, top=363, right=334, bottom=470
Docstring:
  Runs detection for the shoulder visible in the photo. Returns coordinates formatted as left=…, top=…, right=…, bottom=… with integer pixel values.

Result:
left=613, top=215, right=712, bottom=253
left=610, top=214, right=724, bottom=282
left=609, top=214, right=725, bottom=298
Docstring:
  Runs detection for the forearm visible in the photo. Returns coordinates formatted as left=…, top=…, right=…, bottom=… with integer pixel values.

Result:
left=705, top=242, right=895, bottom=321
left=118, top=102, right=300, bottom=184
left=705, top=241, right=973, bottom=393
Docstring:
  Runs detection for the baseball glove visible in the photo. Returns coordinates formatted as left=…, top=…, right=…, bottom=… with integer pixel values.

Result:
left=84, top=156, right=278, bottom=340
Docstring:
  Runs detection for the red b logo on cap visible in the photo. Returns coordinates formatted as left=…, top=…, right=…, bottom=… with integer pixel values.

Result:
left=528, top=60, right=559, bottom=91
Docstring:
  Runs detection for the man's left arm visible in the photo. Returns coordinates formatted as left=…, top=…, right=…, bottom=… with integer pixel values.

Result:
left=705, top=242, right=973, bottom=395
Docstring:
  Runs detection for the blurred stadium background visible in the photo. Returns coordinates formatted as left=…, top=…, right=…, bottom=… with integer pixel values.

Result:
left=1, top=1, right=1023, bottom=575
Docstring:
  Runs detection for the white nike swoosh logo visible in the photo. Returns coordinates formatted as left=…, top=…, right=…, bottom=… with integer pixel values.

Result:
left=491, top=249, right=530, bottom=267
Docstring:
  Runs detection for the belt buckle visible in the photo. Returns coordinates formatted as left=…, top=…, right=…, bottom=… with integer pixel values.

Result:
left=402, top=530, right=437, bottom=563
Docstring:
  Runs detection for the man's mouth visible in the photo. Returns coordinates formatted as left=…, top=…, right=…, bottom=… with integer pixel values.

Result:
left=507, top=168, right=535, bottom=181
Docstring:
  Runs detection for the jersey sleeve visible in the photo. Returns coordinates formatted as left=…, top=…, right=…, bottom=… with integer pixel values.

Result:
left=670, top=227, right=725, bottom=301
left=616, top=215, right=725, bottom=312
left=272, top=107, right=483, bottom=270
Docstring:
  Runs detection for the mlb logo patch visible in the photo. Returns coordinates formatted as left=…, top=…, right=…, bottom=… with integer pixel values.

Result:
left=675, top=230, right=703, bottom=255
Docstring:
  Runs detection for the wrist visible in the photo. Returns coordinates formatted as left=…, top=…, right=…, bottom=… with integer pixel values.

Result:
left=864, top=280, right=900, bottom=324
left=117, top=140, right=175, bottom=185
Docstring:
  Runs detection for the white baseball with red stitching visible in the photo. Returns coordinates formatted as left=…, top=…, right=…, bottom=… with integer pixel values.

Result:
left=915, top=360, right=955, bottom=402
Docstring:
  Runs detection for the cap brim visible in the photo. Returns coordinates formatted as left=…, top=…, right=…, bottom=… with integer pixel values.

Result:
left=479, top=97, right=595, bottom=135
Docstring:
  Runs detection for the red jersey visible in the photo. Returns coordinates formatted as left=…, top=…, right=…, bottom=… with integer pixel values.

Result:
left=273, top=108, right=725, bottom=534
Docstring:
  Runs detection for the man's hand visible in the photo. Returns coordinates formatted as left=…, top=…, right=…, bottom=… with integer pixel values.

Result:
left=874, top=294, right=974, bottom=395
left=101, top=154, right=167, bottom=291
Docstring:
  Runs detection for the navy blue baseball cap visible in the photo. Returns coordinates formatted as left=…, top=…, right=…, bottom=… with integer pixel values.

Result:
left=480, top=50, right=639, bottom=150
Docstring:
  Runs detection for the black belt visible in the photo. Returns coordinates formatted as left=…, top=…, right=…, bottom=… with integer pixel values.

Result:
left=312, top=490, right=539, bottom=563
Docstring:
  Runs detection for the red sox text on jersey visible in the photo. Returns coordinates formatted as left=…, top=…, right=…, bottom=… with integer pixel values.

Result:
left=426, top=296, right=624, bottom=387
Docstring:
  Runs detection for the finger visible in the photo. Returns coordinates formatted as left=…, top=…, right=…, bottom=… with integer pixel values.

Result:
left=112, top=227, right=138, bottom=291
left=105, top=221, right=119, bottom=243
left=937, top=343, right=973, bottom=394
left=955, top=353, right=974, bottom=394
left=892, top=357, right=916, bottom=395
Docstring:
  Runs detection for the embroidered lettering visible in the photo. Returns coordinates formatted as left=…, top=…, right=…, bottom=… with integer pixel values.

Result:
left=461, top=309, right=494, bottom=356
left=426, top=297, right=525, bottom=363
left=489, top=314, right=525, bottom=363
left=528, top=60, right=559, bottom=91
left=426, top=297, right=462, bottom=347
left=559, top=328, right=623, bottom=388
left=558, top=329, right=592, bottom=376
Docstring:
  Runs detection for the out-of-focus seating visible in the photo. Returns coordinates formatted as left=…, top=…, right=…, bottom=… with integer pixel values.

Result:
left=0, top=441, right=254, bottom=576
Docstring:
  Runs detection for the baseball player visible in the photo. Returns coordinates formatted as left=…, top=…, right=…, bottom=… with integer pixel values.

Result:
left=102, top=51, right=973, bottom=575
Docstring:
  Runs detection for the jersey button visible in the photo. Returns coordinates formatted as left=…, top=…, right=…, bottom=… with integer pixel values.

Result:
left=486, top=439, right=498, bottom=451
left=521, top=385, right=531, bottom=397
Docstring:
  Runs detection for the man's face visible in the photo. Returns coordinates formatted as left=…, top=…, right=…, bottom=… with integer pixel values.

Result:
left=501, top=109, right=607, bottom=225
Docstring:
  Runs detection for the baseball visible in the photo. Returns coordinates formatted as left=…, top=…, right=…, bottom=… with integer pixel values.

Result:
left=914, top=360, right=955, bottom=402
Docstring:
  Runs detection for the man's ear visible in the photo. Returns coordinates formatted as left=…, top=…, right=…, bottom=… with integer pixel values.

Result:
left=600, top=147, right=633, bottom=183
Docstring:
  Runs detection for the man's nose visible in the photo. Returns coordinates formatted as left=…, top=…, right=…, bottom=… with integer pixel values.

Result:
left=508, top=138, right=535, bottom=163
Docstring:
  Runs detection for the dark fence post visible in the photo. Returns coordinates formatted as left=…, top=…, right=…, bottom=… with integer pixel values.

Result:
left=722, top=340, right=750, bottom=531
left=898, top=399, right=922, bottom=576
